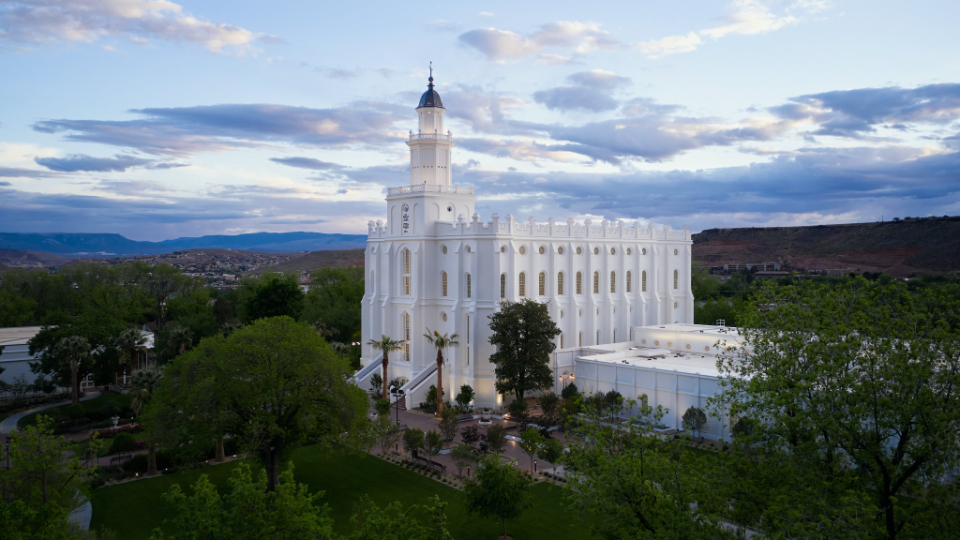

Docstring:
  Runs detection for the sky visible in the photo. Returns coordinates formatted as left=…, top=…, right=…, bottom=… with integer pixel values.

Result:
left=1, top=0, right=959, bottom=241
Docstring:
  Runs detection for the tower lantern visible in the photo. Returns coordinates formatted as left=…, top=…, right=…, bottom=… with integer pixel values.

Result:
left=407, top=64, right=455, bottom=186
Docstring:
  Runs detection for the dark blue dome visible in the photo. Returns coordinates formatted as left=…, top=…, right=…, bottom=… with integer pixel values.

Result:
left=417, top=77, right=444, bottom=109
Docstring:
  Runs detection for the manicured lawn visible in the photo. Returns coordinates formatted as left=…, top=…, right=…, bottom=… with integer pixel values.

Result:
left=18, top=393, right=132, bottom=429
left=91, top=446, right=591, bottom=540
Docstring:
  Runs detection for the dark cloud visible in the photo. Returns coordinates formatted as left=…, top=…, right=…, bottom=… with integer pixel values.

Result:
left=0, top=181, right=9, bottom=186
left=149, top=162, right=190, bottom=169
left=772, top=83, right=960, bottom=138
left=270, top=157, right=344, bottom=170
left=533, top=69, right=631, bottom=112
left=566, top=70, right=630, bottom=89
left=33, top=103, right=408, bottom=156
left=34, top=153, right=154, bottom=172
left=0, top=167, right=60, bottom=178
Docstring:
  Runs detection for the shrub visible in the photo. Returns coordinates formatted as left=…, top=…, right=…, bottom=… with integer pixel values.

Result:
left=66, top=404, right=86, bottom=420
left=123, top=454, right=148, bottom=473
left=112, top=432, right=136, bottom=454
left=561, top=383, right=579, bottom=400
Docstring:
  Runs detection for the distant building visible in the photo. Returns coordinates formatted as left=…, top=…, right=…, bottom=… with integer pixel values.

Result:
left=723, top=263, right=780, bottom=272
left=0, top=326, right=45, bottom=387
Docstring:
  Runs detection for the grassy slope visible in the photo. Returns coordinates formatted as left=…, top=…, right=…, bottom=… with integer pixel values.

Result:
left=244, top=249, right=365, bottom=275
left=90, top=447, right=588, bottom=540
left=17, top=393, right=131, bottom=430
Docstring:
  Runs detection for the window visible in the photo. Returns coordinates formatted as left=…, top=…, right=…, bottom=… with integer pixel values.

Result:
left=519, top=246, right=526, bottom=255
left=539, top=246, right=545, bottom=255
left=610, top=271, right=616, bottom=293
left=576, top=272, right=582, bottom=294
left=593, top=271, right=599, bottom=294
left=613, top=329, right=616, bottom=342
left=557, top=272, right=564, bottom=295
left=466, top=315, right=470, bottom=365
left=500, top=273, right=506, bottom=299
left=519, top=272, right=526, bottom=297
left=442, top=245, right=447, bottom=254
left=596, top=330, right=600, bottom=345
left=466, top=273, right=472, bottom=298
left=441, top=271, right=447, bottom=296
left=593, top=247, right=600, bottom=255
left=403, top=312, right=411, bottom=362
left=642, top=270, right=647, bottom=292
left=626, top=271, right=632, bottom=293
left=674, top=269, right=678, bottom=290
left=578, top=332, right=582, bottom=347
left=538, top=272, right=546, bottom=296
left=370, top=270, right=375, bottom=292
left=558, top=246, right=564, bottom=255
left=576, top=247, right=582, bottom=255
left=560, top=333, right=564, bottom=348
left=402, top=249, right=411, bottom=295
left=610, top=247, right=616, bottom=255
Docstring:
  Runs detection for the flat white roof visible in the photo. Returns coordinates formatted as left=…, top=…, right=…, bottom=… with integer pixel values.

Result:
left=0, top=326, right=44, bottom=346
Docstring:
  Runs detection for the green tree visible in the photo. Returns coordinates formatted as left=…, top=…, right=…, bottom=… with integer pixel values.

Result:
left=373, top=415, right=401, bottom=455
left=346, top=495, right=453, bottom=540
left=403, top=428, right=425, bottom=458
left=424, top=430, right=443, bottom=464
left=149, top=463, right=334, bottom=540
left=301, top=267, right=364, bottom=346
left=451, top=444, right=476, bottom=479
left=560, top=383, right=578, bottom=400
left=0, top=416, right=102, bottom=538
left=681, top=407, right=707, bottom=441
left=143, top=264, right=196, bottom=330
left=423, top=328, right=459, bottom=414
left=369, top=372, right=383, bottom=394
left=438, top=406, right=458, bottom=442
left=244, top=273, right=305, bottom=322
left=163, top=325, right=194, bottom=358
left=518, top=426, right=544, bottom=473
left=367, top=335, right=405, bottom=401
left=115, top=327, right=148, bottom=370
left=455, top=384, right=475, bottom=411
left=539, top=392, right=560, bottom=427
left=537, top=438, right=563, bottom=468
left=464, top=455, right=533, bottom=539
left=0, top=288, right=36, bottom=326
left=483, top=424, right=507, bottom=456
left=146, top=317, right=368, bottom=491
left=55, top=336, right=91, bottom=404
left=487, top=299, right=560, bottom=404
left=714, top=277, right=960, bottom=540
left=130, top=364, right=164, bottom=475
left=564, top=397, right=731, bottom=539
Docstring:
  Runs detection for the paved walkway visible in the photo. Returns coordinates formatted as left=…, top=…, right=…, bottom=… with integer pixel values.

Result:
left=70, top=498, right=92, bottom=530
left=0, top=392, right=102, bottom=435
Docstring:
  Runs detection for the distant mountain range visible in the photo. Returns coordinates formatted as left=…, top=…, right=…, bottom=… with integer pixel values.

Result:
left=0, top=232, right=368, bottom=257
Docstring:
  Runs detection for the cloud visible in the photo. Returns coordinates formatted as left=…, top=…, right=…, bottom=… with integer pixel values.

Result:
left=34, top=153, right=154, bottom=172
left=771, top=83, right=960, bottom=138
left=0, top=166, right=61, bottom=178
left=635, top=0, right=823, bottom=58
left=0, top=0, right=277, bottom=53
left=270, top=156, right=344, bottom=170
left=33, top=102, right=409, bottom=156
left=458, top=137, right=587, bottom=163
left=0, top=180, right=9, bottom=186
left=458, top=21, right=619, bottom=61
left=533, top=69, right=631, bottom=113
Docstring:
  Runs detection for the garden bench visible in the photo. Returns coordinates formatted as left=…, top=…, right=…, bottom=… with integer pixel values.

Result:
left=109, top=455, right=131, bottom=466
left=413, top=454, right=446, bottom=472
left=455, top=414, right=473, bottom=423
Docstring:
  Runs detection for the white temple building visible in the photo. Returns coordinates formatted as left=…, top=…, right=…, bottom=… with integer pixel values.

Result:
left=358, top=75, right=694, bottom=409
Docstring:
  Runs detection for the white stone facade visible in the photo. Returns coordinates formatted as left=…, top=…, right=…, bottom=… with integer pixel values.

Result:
left=360, top=78, right=694, bottom=408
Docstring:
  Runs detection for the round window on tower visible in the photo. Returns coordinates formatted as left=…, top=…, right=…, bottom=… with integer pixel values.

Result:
left=593, top=247, right=600, bottom=255
left=642, top=248, right=647, bottom=255
left=627, top=248, right=632, bottom=255
left=674, top=301, right=679, bottom=309
left=519, top=246, right=526, bottom=255
left=441, top=312, right=447, bottom=322
left=500, top=245, right=506, bottom=253
left=674, top=249, right=679, bottom=256
left=447, top=206, right=453, bottom=212
left=466, top=245, right=472, bottom=253
left=610, top=247, right=616, bottom=255
left=441, top=245, right=447, bottom=255
left=576, top=247, right=582, bottom=255
left=558, top=246, right=564, bottom=255
left=539, top=246, right=545, bottom=255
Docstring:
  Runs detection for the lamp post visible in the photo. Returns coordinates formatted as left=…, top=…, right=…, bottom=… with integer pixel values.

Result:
left=391, top=387, right=405, bottom=426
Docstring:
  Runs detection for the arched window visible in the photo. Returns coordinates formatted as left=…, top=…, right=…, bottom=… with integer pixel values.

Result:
left=500, top=273, right=506, bottom=299
left=441, top=271, right=447, bottom=296
left=576, top=272, right=582, bottom=294
left=578, top=332, right=582, bottom=347
left=402, top=248, right=411, bottom=295
left=370, top=270, right=375, bottom=292
left=519, top=272, right=526, bottom=297
left=466, top=315, right=471, bottom=365
left=642, top=270, right=647, bottom=292
left=560, top=333, right=565, bottom=348
left=538, top=272, right=546, bottom=296
left=596, top=330, right=600, bottom=345
left=466, top=273, right=472, bottom=298
left=593, top=271, right=599, bottom=294
left=626, top=271, right=632, bottom=293
left=402, top=312, right=411, bottom=362
left=673, top=269, right=679, bottom=289
left=557, top=272, right=564, bottom=295
left=610, top=271, right=616, bottom=293
left=613, top=329, right=616, bottom=342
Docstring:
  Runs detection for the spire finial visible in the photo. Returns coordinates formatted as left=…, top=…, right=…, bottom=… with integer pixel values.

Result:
left=428, top=61, right=434, bottom=89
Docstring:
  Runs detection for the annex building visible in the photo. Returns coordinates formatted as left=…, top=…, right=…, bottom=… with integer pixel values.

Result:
left=357, top=74, right=695, bottom=409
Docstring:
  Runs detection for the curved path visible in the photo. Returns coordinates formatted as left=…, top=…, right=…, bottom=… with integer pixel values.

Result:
left=0, top=392, right=102, bottom=435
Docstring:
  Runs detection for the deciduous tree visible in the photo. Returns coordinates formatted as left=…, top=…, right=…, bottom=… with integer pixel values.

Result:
left=464, top=455, right=532, bottom=539
left=488, top=299, right=560, bottom=404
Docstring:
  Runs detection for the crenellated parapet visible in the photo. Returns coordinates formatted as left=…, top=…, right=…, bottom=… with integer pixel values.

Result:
left=368, top=210, right=691, bottom=241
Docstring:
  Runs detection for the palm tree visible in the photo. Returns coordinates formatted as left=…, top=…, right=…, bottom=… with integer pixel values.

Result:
left=366, top=335, right=405, bottom=401
left=423, top=329, right=459, bottom=414
left=166, top=326, right=193, bottom=358
left=312, top=319, right=339, bottom=339
left=115, top=327, right=148, bottom=370
left=55, top=336, right=91, bottom=405
left=130, top=365, right=164, bottom=476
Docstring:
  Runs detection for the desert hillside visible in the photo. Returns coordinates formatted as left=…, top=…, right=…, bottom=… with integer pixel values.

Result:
left=692, top=216, right=960, bottom=276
